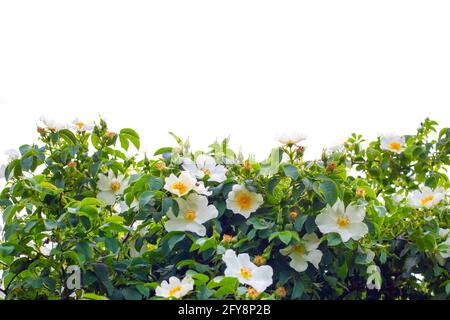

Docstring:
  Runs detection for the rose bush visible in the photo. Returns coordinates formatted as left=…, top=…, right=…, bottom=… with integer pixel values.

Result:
left=0, top=117, right=448, bottom=300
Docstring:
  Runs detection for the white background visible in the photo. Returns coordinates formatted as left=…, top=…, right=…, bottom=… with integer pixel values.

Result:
left=0, top=1, right=449, bottom=163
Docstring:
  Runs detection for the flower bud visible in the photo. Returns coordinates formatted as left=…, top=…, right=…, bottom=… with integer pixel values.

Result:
left=326, top=161, right=337, bottom=171
left=37, top=126, right=46, bottom=134
left=243, top=160, right=252, bottom=170
left=68, top=161, right=77, bottom=168
left=222, top=234, right=233, bottom=243
left=155, top=161, right=166, bottom=171
left=247, top=287, right=259, bottom=300
left=275, top=286, right=287, bottom=298
left=356, top=187, right=366, bottom=198
left=106, top=131, right=117, bottom=139
left=253, top=255, right=266, bottom=266
left=289, top=211, right=298, bottom=220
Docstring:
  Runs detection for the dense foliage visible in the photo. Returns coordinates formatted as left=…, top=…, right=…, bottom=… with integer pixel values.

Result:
left=0, top=117, right=449, bottom=300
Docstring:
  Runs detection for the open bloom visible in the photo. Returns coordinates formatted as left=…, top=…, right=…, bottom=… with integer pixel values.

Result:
left=193, top=181, right=212, bottom=196
left=182, top=154, right=227, bottom=183
left=276, top=132, right=307, bottom=146
left=96, top=170, right=128, bottom=205
left=315, top=200, right=368, bottom=242
left=164, top=171, right=197, bottom=197
left=407, top=186, right=446, bottom=209
left=222, top=249, right=273, bottom=293
left=380, top=134, right=405, bottom=154
left=39, top=116, right=67, bottom=131
left=280, top=233, right=323, bottom=272
left=366, top=265, right=382, bottom=290
left=155, top=276, right=194, bottom=299
left=164, top=194, right=218, bottom=236
left=71, top=118, right=94, bottom=132
left=226, top=185, right=263, bottom=218
left=4, top=149, right=19, bottom=162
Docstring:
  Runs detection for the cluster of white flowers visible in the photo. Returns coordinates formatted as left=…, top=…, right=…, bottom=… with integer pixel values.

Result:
left=38, top=116, right=94, bottom=132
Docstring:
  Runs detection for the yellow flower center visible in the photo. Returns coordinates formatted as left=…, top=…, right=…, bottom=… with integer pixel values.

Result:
left=293, top=244, right=305, bottom=255
left=183, top=210, right=196, bottom=221
left=389, top=141, right=401, bottom=151
left=240, top=267, right=252, bottom=279
left=76, top=122, right=84, bottom=130
left=236, top=193, right=252, bottom=210
left=110, top=181, right=121, bottom=192
left=201, top=168, right=211, bottom=175
left=336, top=215, right=350, bottom=228
left=172, top=182, right=188, bottom=195
left=421, top=195, right=434, bottom=206
left=168, top=285, right=182, bottom=297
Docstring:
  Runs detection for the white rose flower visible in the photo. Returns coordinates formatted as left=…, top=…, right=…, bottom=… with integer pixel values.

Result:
left=0, top=164, right=5, bottom=179
left=155, top=276, right=194, bottom=299
left=276, top=132, right=307, bottom=146
left=226, top=185, right=263, bottom=218
left=164, top=194, right=218, bottom=237
left=280, top=233, right=323, bottom=272
left=193, top=181, right=212, bottom=196
left=96, top=170, right=128, bottom=205
left=4, top=149, right=20, bottom=162
left=366, top=265, right=382, bottom=291
left=407, top=186, right=446, bottom=209
left=182, top=154, right=228, bottom=183
left=315, top=199, right=369, bottom=242
left=222, top=249, right=273, bottom=293
left=39, top=116, right=67, bottom=131
left=380, top=134, right=405, bottom=154
left=71, top=118, right=94, bottom=132
left=164, top=171, right=197, bottom=197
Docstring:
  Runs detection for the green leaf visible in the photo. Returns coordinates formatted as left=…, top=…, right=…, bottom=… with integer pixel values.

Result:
left=167, top=232, right=186, bottom=251
left=319, top=180, right=338, bottom=206
left=139, top=191, right=154, bottom=207
left=81, top=293, right=110, bottom=300
left=292, top=278, right=304, bottom=299
left=327, top=233, right=341, bottom=246
left=59, top=129, right=78, bottom=145
left=283, top=164, right=299, bottom=180
left=120, top=128, right=140, bottom=150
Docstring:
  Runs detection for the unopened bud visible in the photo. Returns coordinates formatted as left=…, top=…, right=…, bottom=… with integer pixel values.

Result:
left=356, top=187, right=366, bottom=198
left=289, top=211, right=298, bottom=220
left=254, top=255, right=266, bottom=266
left=155, top=161, right=166, bottom=171
left=243, top=160, right=252, bottom=170
left=106, top=131, right=116, bottom=139
left=247, top=287, right=259, bottom=300
left=275, top=286, right=287, bottom=298
left=326, top=161, right=337, bottom=171
left=68, top=161, right=77, bottom=168
left=37, top=127, right=46, bottom=134
left=222, top=234, right=233, bottom=243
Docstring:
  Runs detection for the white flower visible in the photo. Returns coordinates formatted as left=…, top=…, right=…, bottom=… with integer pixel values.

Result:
left=4, top=149, right=19, bottom=162
left=326, top=143, right=344, bottom=154
left=366, top=265, right=382, bottom=291
left=392, top=193, right=404, bottom=203
left=155, top=276, right=194, bottom=299
left=164, top=171, right=197, bottom=197
left=182, top=154, right=228, bottom=183
left=96, top=170, right=128, bottom=205
left=380, top=134, right=405, bottom=154
left=280, top=233, right=323, bottom=272
left=315, top=200, right=369, bottom=242
left=71, top=118, right=94, bottom=132
left=439, top=228, right=449, bottom=239
left=129, top=223, right=149, bottom=257
left=39, top=116, right=67, bottom=131
left=222, top=249, right=273, bottom=293
left=164, top=194, right=218, bottom=236
left=120, top=198, right=139, bottom=212
left=407, top=186, right=446, bottom=209
left=193, top=181, right=212, bottom=196
left=438, top=237, right=450, bottom=259
left=226, top=185, right=264, bottom=219
left=276, top=132, right=307, bottom=146
left=0, top=165, right=5, bottom=179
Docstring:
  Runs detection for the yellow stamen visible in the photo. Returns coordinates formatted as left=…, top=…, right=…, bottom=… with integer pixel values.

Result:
left=236, top=193, right=252, bottom=210
left=168, top=286, right=182, bottom=297
left=421, top=195, right=434, bottom=206
left=172, top=182, right=188, bottom=195
left=201, top=168, right=211, bottom=176
left=240, top=267, right=252, bottom=279
left=336, top=215, right=350, bottom=228
left=183, top=210, right=196, bottom=221
left=76, top=122, right=84, bottom=130
left=293, top=244, right=305, bottom=255
left=389, top=142, right=401, bottom=151
left=110, top=181, right=121, bottom=192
